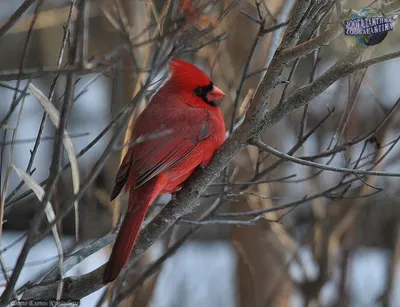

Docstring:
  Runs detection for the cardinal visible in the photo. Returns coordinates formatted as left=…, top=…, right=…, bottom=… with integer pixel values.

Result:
left=103, top=58, right=226, bottom=283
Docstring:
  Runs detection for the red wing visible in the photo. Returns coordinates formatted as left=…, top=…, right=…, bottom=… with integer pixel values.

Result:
left=110, top=149, right=134, bottom=201
left=133, top=120, right=211, bottom=188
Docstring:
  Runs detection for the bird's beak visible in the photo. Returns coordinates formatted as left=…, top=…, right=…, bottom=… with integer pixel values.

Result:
left=206, top=85, right=225, bottom=102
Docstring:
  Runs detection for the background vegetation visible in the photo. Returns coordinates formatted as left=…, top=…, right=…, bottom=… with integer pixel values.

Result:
left=1, top=0, right=400, bottom=306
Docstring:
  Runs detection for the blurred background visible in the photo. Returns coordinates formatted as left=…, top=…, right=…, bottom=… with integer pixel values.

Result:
left=0, top=0, right=400, bottom=306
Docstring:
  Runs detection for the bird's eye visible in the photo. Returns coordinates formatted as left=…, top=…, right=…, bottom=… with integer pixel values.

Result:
left=194, top=87, right=204, bottom=97
left=194, top=82, right=214, bottom=102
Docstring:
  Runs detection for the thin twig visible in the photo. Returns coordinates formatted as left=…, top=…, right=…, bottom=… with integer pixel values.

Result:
left=0, top=0, right=36, bottom=38
left=252, top=139, right=400, bottom=178
left=0, top=0, right=79, bottom=301
left=5, top=0, right=76, bottom=228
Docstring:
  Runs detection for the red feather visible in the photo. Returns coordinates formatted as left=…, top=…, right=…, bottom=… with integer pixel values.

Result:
left=103, top=59, right=226, bottom=283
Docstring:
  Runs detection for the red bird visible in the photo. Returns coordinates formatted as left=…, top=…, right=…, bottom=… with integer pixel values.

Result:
left=103, top=58, right=226, bottom=283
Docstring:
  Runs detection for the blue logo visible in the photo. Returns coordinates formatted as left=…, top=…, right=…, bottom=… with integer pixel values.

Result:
left=344, top=8, right=395, bottom=46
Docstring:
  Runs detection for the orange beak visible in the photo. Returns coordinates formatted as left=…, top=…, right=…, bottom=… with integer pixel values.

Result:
left=206, top=85, right=225, bottom=102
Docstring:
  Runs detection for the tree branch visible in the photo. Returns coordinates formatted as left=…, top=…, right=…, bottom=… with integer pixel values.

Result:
left=0, top=0, right=36, bottom=38
left=251, top=139, right=400, bottom=178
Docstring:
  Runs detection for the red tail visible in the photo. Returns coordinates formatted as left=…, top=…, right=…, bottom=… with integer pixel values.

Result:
left=103, top=178, right=163, bottom=283
left=102, top=200, right=148, bottom=283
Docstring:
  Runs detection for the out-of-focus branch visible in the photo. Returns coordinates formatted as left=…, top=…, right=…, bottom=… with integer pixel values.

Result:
left=216, top=176, right=361, bottom=219
left=0, top=0, right=36, bottom=37
left=41, top=228, right=119, bottom=284
left=0, top=65, right=110, bottom=81
left=299, top=96, right=400, bottom=160
left=5, top=104, right=129, bottom=209
left=0, top=0, right=78, bottom=302
left=263, top=0, right=295, bottom=71
left=279, top=21, right=344, bottom=61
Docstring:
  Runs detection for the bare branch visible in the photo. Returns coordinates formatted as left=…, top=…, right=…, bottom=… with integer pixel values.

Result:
left=0, top=0, right=36, bottom=38
left=252, top=139, right=400, bottom=178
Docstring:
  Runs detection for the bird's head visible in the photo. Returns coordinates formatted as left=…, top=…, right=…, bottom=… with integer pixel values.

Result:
left=168, top=58, right=225, bottom=107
